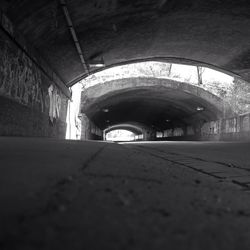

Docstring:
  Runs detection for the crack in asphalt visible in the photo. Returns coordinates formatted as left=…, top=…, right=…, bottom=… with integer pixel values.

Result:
left=130, top=145, right=250, bottom=189
left=81, top=144, right=107, bottom=171
left=134, top=145, right=250, bottom=172
left=131, top=146, right=224, bottom=179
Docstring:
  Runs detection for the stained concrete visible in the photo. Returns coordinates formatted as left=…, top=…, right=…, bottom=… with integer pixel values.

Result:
left=0, top=20, right=69, bottom=138
left=2, top=1, right=250, bottom=84
left=81, top=84, right=225, bottom=134
left=80, top=77, right=236, bottom=139
left=1, top=137, right=250, bottom=249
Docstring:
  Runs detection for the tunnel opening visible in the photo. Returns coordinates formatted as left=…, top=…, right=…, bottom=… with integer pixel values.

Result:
left=104, top=123, right=145, bottom=142
left=105, top=129, right=142, bottom=142
left=66, top=60, right=250, bottom=141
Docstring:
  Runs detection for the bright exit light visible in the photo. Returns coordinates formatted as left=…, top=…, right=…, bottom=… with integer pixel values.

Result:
left=196, top=106, right=204, bottom=111
left=81, top=61, right=236, bottom=103
left=102, top=108, right=109, bottom=113
left=106, top=129, right=136, bottom=141
left=66, top=83, right=82, bottom=140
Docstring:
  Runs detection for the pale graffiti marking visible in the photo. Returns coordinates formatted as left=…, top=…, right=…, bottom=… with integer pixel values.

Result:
left=173, top=128, right=184, bottom=137
left=48, top=84, right=61, bottom=122
left=225, top=118, right=237, bottom=133
left=201, top=121, right=220, bottom=135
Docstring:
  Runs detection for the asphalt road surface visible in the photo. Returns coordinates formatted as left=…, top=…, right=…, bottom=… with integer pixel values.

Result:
left=1, top=138, right=250, bottom=250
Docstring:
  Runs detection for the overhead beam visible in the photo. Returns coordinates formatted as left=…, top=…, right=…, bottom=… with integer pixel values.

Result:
left=59, top=0, right=89, bottom=75
left=197, top=66, right=203, bottom=85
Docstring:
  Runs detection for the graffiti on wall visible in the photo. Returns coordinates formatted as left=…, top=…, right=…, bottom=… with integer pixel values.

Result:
left=201, top=121, right=220, bottom=135
left=173, top=128, right=184, bottom=137
left=0, top=39, right=46, bottom=112
left=48, top=84, right=61, bottom=123
left=164, top=129, right=173, bottom=137
left=201, top=115, right=250, bottom=136
left=225, top=118, right=237, bottom=133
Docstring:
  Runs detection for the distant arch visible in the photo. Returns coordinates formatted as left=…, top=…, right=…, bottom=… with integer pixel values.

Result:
left=81, top=77, right=232, bottom=117
left=104, top=123, right=144, bottom=135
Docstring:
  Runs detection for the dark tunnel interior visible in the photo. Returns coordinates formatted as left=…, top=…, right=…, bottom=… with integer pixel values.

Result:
left=86, top=87, right=222, bottom=131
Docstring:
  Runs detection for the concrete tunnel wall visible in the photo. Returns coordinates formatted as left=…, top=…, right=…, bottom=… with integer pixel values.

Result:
left=154, top=112, right=250, bottom=141
left=81, top=114, right=103, bottom=140
left=0, top=11, right=69, bottom=138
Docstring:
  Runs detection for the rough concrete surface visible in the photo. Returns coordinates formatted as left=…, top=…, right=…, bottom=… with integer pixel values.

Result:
left=81, top=78, right=225, bottom=131
left=3, top=1, right=250, bottom=84
left=1, top=138, right=250, bottom=249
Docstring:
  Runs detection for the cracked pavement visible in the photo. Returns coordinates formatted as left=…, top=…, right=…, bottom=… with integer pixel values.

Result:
left=1, top=138, right=250, bottom=250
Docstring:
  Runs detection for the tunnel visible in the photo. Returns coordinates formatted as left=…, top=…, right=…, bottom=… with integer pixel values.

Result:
left=104, top=123, right=145, bottom=141
left=80, top=72, right=235, bottom=141
left=1, top=1, right=250, bottom=249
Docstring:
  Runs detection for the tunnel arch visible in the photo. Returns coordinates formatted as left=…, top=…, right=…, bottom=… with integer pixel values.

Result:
left=69, top=57, right=241, bottom=87
left=81, top=77, right=232, bottom=115
left=104, top=124, right=143, bottom=141
left=103, top=122, right=154, bottom=141
left=104, top=123, right=144, bottom=135
left=78, top=60, right=250, bottom=141
left=80, top=77, right=234, bottom=137
left=5, top=1, right=250, bottom=86
left=1, top=1, right=250, bottom=141
left=79, top=60, right=247, bottom=118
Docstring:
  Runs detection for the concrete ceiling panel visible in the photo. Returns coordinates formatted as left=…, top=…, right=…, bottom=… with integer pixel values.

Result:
left=2, top=0, right=250, bottom=85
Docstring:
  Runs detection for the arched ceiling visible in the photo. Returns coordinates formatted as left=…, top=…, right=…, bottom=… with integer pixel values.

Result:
left=2, top=0, right=250, bottom=86
left=83, top=86, right=224, bottom=130
left=104, top=123, right=144, bottom=135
